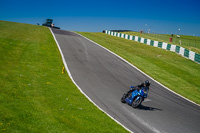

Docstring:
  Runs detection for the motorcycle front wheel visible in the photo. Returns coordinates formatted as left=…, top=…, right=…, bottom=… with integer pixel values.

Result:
left=132, top=96, right=143, bottom=108
left=121, top=93, right=127, bottom=103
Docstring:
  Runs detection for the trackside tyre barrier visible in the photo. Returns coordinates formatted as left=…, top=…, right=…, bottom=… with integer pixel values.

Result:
left=105, top=30, right=200, bottom=64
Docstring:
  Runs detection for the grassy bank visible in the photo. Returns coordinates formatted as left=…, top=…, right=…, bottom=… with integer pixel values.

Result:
left=78, top=32, right=200, bottom=104
left=0, top=21, right=128, bottom=132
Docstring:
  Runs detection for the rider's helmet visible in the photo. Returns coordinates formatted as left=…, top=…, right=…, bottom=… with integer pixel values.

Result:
left=145, top=80, right=150, bottom=87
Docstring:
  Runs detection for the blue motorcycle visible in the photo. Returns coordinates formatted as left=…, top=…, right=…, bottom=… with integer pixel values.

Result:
left=121, top=86, right=149, bottom=108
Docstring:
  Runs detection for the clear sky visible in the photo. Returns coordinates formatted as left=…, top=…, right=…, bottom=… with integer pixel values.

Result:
left=1, top=0, right=200, bottom=36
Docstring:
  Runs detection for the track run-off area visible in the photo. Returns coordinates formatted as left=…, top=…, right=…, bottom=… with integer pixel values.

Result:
left=51, top=28, right=200, bottom=133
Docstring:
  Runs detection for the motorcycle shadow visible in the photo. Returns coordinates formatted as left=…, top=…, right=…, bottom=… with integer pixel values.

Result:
left=136, top=105, right=162, bottom=111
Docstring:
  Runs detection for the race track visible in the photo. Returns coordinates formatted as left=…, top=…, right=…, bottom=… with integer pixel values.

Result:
left=51, top=28, right=200, bottom=133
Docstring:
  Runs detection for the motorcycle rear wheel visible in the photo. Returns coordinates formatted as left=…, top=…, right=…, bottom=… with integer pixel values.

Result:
left=132, top=96, right=143, bottom=108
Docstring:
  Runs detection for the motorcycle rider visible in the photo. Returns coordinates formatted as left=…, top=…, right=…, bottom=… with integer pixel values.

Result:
left=127, top=80, right=150, bottom=95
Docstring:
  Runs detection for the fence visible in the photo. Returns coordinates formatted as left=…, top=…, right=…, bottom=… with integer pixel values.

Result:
left=141, top=33, right=200, bottom=49
left=105, top=30, right=200, bottom=64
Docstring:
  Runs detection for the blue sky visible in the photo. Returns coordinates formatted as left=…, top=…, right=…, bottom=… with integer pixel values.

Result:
left=1, top=0, right=200, bottom=36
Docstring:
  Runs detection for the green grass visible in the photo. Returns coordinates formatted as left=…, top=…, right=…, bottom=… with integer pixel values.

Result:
left=0, top=21, right=128, bottom=132
left=121, top=31, right=200, bottom=54
left=77, top=32, right=200, bottom=104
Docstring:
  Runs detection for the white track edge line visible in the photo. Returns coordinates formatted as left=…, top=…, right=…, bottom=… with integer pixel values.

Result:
left=49, top=28, right=133, bottom=133
left=74, top=31, right=200, bottom=107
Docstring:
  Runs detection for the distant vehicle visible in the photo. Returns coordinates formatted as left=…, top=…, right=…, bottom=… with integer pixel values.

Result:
left=42, top=19, right=60, bottom=29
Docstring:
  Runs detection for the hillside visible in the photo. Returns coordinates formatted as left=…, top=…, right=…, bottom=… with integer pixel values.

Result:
left=0, top=21, right=127, bottom=132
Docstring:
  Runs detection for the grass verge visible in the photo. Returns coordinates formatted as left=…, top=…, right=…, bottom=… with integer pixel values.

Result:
left=77, top=32, right=200, bottom=104
left=0, top=21, right=128, bottom=132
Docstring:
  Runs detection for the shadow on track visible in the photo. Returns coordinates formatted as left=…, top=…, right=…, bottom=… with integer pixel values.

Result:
left=137, top=105, right=162, bottom=111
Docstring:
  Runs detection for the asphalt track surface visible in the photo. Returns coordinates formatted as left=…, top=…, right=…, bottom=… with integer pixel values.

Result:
left=51, top=28, right=200, bottom=133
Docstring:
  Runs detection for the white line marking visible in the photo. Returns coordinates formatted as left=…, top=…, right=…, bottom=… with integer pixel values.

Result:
left=123, top=107, right=161, bottom=133
left=143, top=99, right=151, bottom=102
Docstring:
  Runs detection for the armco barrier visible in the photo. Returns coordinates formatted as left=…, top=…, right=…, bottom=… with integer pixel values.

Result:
left=105, top=30, right=199, bottom=64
